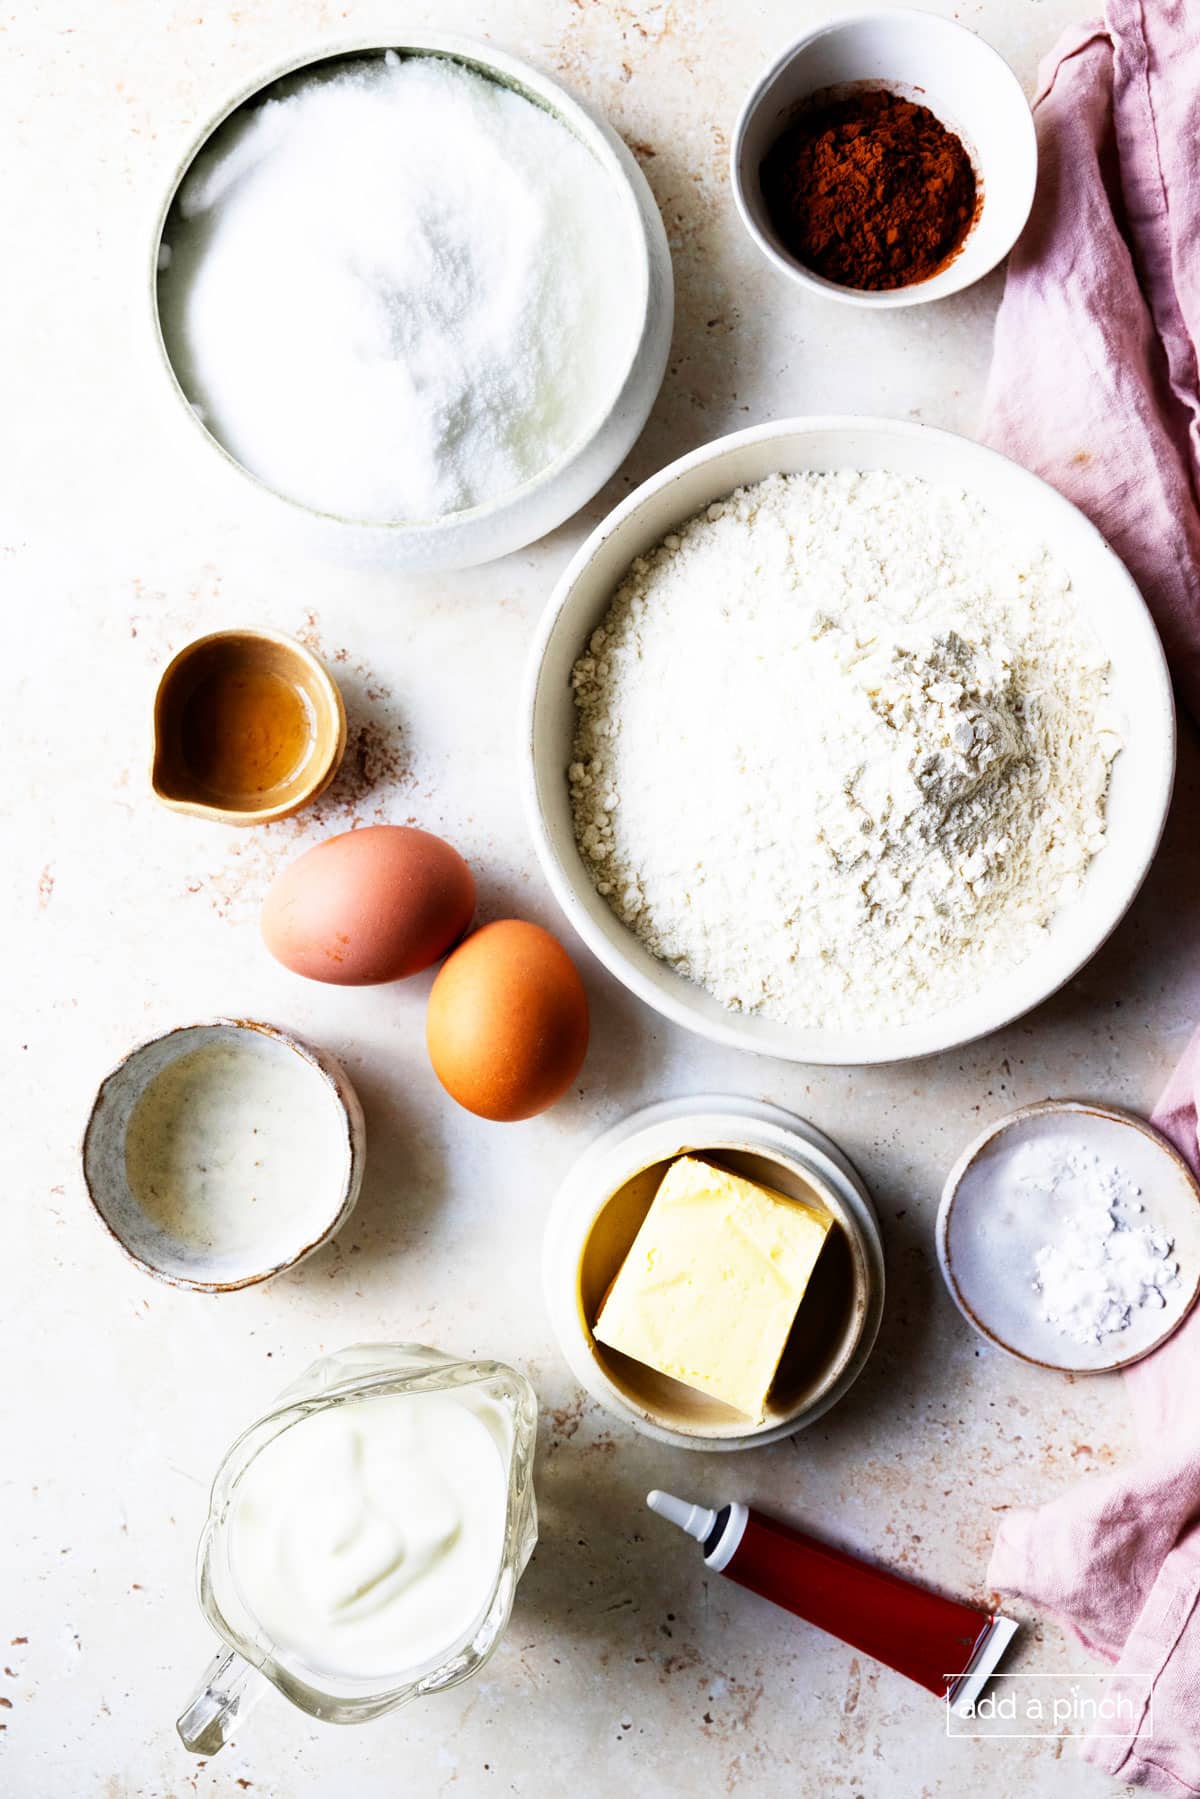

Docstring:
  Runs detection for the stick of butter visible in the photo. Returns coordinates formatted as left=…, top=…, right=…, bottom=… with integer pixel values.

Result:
left=593, top=1156, right=833, bottom=1420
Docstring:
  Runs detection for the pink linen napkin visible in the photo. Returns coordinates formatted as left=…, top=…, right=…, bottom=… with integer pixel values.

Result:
left=983, top=12, right=1200, bottom=1771
left=969, top=3, right=1200, bottom=1779
left=980, top=0, right=1200, bottom=722
left=987, top=1027, right=1200, bottom=1790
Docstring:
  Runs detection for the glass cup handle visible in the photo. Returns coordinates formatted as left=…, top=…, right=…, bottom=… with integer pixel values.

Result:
left=177, top=1646, right=270, bottom=1755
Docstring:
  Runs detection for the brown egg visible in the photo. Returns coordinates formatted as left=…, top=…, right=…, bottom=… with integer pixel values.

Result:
left=262, top=825, right=475, bottom=985
left=426, top=920, right=589, bottom=1121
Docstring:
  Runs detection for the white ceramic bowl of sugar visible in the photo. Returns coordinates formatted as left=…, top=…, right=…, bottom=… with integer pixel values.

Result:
left=150, top=37, right=673, bottom=571
left=731, top=9, right=1037, bottom=307
left=522, top=417, right=1175, bottom=1066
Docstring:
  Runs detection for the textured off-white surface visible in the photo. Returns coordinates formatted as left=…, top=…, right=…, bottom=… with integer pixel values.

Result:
left=7, top=2, right=1198, bottom=1797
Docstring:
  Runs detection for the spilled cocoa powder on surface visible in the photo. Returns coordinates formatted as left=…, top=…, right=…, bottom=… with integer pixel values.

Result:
left=177, top=611, right=413, bottom=920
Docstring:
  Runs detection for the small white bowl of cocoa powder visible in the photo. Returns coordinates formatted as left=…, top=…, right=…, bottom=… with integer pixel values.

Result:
left=731, top=9, right=1037, bottom=307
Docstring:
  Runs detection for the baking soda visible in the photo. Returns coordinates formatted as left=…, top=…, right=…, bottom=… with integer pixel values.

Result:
left=159, top=54, right=637, bottom=522
left=1026, top=1145, right=1180, bottom=1345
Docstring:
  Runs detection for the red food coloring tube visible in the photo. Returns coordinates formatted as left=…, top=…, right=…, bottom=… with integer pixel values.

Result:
left=647, top=1491, right=1017, bottom=1714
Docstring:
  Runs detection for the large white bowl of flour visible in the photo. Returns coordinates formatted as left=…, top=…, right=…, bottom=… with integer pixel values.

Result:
left=523, top=419, right=1175, bottom=1065
left=151, top=39, right=672, bottom=570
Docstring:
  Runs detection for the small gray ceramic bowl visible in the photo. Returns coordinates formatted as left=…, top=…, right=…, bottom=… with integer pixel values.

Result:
left=82, top=1020, right=365, bottom=1292
left=150, top=35, right=674, bottom=571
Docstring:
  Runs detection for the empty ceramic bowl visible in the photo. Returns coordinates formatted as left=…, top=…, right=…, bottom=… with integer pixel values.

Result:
left=82, top=1020, right=365, bottom=1291
left=542, top=1097, right=885, bottom=1449
left=152, top=628, right=346, bottom=825
left=731, top=9, right=1037, bottom=307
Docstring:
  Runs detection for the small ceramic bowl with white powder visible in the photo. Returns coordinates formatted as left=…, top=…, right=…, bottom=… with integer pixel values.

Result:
left=151, top=38, right=672, bottom=571
left=937, top=1102, right=1200, bottom=1372
left=82, top=1020, right=365, bottom=1291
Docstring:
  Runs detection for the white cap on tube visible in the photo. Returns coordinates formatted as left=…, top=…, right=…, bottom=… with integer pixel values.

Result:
left=646, top=1490, right=718, bottom=1544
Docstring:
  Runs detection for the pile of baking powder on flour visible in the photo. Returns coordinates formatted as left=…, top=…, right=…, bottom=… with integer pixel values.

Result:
left=570, top=471, right=1123, bottom=1029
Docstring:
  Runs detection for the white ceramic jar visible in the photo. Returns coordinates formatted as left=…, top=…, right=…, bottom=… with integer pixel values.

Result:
left=542, top=1097, right=885, bottom=1450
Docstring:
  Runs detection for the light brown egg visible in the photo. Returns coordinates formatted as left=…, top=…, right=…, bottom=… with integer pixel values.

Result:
left=426, top=920, right=589, bottom=1121
left=262, top=825, right=475, bottom=985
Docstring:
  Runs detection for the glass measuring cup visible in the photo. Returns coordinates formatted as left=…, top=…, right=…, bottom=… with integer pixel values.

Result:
left=177, top=1343, right=539, bottom=1755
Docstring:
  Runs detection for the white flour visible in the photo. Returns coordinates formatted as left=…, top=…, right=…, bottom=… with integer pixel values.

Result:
left=569, top=471, right=1123, bottom=1028
left=1021, top=1143, right=1179, bottom=1345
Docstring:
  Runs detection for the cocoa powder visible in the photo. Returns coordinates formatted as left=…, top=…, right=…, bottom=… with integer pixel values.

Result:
left=761, top=88, right=978, bottom=291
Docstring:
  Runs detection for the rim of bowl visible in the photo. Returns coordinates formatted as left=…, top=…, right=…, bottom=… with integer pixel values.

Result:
left=521, top=415, right=1176, bottom=1066
left=149, top=34, right=654, bottom=534
left=151, top=627, right=348, bottom=824
left=542, top=1096, right=886, bottom=1448
left=936, top=1100, right=1200, bottom=1372
left=81, top=1018, right=365, bottom=1292
left=730, top=8, right=1038, bottom=309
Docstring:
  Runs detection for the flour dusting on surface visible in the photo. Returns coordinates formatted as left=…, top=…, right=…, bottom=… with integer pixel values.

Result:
left=569, top=470, right=1123, bottom=1029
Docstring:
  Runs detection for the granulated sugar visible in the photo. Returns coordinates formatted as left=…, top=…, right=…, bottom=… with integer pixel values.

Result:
left=159, top=54, right=637, bottom=522
left=569, top=470, right=1123, bottom=1029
